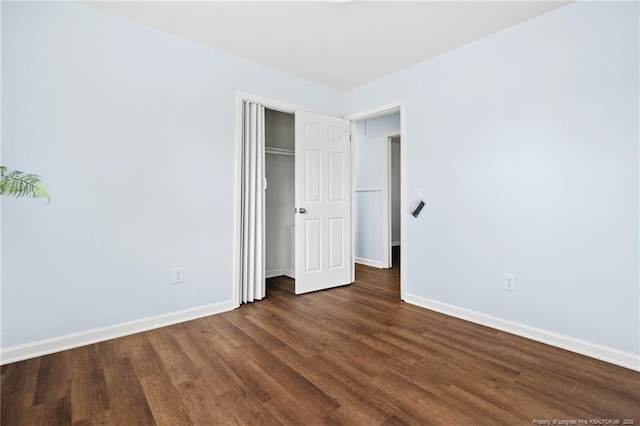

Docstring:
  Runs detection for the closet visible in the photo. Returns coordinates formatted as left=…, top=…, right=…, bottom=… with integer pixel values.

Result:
left=265, top=108, right=295, bottom=280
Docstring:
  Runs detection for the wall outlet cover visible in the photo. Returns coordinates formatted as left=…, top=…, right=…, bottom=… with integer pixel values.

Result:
left=504, top=273, right=515, bottom=292
left=173, top=267, right=184, bottom=284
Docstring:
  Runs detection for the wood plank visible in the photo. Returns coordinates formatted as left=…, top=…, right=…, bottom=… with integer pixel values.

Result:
left=33, top=351, right=71, bottom=405
left=144, top=326, right=200, bottom=386
left=69, top=344, right=109, bottom=423
left=102, top=358, right=156, bottom=426
left=0, top=357, right=41, bottom=424
left=138, top=374, right=193, bottom=426
left=271, top=346, right=395, bottom=424
left=20, top=396, right=71, bottom=426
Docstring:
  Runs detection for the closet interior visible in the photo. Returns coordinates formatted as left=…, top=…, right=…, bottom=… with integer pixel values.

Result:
left=265, top=108, right=295, bottom=280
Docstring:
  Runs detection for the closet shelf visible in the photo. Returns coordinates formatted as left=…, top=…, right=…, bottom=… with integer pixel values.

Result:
left=266, top=147, right=294, bottom=156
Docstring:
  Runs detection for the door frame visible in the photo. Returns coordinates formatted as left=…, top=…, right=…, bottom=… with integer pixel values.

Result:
left=383, top=131, right=401, bottom=269
left=233, top=92, right=357, bottom=306
left=233, top=92, right=300, bottom=308
left=348, top=101, right=406, bottom=301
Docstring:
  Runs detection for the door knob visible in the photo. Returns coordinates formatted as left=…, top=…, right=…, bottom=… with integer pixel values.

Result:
left=298, top=208, right=307, bottom=214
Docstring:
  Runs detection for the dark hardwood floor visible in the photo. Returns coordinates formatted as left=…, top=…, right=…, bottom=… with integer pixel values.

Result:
left=2, top=259, right=639, bottom=425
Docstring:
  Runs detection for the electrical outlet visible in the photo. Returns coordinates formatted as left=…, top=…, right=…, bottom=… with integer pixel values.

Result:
left=504, top=273, right=515, bottom=292
left=173, top=267, right=184, bottom=284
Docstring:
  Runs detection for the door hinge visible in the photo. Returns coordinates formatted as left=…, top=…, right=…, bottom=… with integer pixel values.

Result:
left=348, top=134, right=352, bottom=142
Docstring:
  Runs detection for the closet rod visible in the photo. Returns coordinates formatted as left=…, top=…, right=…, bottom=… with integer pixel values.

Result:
left=265, top=147, right=294, bottom=156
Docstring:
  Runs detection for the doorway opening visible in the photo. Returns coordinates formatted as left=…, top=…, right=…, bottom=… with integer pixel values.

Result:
left=234, top=93, right=355, bottom=306
left=350, top=104, right=405, bottom=300
left=264, top=109, right=295, bottom=282
left=233, top=94, right=298, bottom=307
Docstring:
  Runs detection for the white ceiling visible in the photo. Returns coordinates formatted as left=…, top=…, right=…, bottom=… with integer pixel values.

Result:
left=90, top=1, right=570, bottom=90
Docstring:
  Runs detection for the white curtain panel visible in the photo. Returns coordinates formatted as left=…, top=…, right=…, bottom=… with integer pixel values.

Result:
left=241, top=102, right=266, bottom=303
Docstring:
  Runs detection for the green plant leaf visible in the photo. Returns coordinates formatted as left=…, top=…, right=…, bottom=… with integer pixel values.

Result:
left=0, top=166, right=50, bottom=202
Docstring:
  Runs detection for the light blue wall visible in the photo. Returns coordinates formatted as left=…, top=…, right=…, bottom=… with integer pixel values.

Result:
left=3, top=1, right=638, bottom=359
left=353, top=113, right=400, bottom=263
left=345, top=2, right=639, bottom=354
left=1, top=2, right=342, bottom=348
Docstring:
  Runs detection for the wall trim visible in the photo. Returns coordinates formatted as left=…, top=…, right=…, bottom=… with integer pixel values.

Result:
left=266, top=268, right=285, bottom=279
left=347, top=102, right=401, bottom=121
left=355, top=257, right=385, bottom=269
left=266, top=268, right=295, bottom=279
left=0, top=300, right=237, bottom=365
left=383, top=131, right=401, bottom=269
left=403, top=293, right=639, bottom=372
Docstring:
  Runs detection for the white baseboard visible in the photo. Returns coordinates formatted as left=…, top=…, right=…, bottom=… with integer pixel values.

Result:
left=392, top=241, right=401, bottom=247
left=0, top=300, right=237, bottom=365
left=266, top=269, right=295, bottom=279
left=403, top=293, right=639, bottom=372
left=7, top=292, right=635, bottom=372
left=355, top=257, right=385, bottom=269
left=266, top=269, right=285, bottom=279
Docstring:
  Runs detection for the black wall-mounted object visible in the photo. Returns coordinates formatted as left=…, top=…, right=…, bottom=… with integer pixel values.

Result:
left=409, top=199, right=425, bottom=218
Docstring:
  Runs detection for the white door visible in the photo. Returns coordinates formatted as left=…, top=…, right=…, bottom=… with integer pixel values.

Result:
left=294, top=110, right=352, bottom=294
